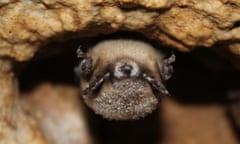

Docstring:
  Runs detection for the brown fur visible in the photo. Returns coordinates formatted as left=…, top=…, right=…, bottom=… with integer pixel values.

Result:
left=79, top=39, right=166, bottom=120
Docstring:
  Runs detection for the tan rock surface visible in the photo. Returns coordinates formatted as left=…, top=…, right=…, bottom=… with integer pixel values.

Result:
left=0, top=59, right=50, bottom=144
left=0, top=0, right=240, bottom=61
left=21, top=83, right=93, bottom=144
left=161, top=98, right=238, bottom=144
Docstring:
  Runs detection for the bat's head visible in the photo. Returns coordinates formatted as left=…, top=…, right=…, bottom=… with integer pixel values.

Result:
left=75, top=39, right=175, bottom=120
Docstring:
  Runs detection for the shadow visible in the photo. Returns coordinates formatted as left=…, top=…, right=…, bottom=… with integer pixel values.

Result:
left=167, top=49, right=240, bottom=104
left=95, top=109, right=161, bottom=144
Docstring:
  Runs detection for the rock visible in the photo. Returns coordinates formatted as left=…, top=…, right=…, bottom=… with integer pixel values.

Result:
left=161, top=98, right=238, bottom=144
left=21, top=83, right=93, bottom=144
left=0, top=59, right=50, bottom=144
left=0, top=0, right=240, bottom=61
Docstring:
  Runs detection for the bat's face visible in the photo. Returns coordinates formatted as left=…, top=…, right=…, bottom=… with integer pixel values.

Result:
left=75, top=39, right=175, bottom=120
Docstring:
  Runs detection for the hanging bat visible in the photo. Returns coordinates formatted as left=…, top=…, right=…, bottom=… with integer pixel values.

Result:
left=74, top=39, right=175, bottom=120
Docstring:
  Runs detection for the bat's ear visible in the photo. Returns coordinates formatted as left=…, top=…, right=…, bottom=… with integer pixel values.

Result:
left=74, top=46, right=93, bottom=77
left=160, top=52, right=176, bottom=81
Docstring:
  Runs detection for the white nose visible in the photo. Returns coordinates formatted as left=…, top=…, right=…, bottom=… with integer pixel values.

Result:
left=114, top=61, right=140, bottom=79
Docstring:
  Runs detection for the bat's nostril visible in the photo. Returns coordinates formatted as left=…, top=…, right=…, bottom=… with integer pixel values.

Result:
left=121, top=65, right=132, bottom=75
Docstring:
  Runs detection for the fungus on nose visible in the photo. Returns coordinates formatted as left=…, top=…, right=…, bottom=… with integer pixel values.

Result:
left=114, top=61, right=140, bottom=79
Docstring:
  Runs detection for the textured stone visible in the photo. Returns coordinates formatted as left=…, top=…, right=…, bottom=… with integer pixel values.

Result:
left=0, top=59, right=49, bottom=144
left=0, top=0, right=240, bottom=60
left=21, top=83, right=93, bottom=144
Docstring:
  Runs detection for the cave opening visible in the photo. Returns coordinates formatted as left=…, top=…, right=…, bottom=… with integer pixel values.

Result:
left=14, top=33, right=240, bottom=144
